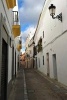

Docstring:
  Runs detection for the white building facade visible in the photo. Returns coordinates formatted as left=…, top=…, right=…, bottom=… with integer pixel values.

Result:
left=25, top=36, right=34, bottom=68
left=34, top=0, right=67, bottom=86
left=0, top=0, right=21, bottom=100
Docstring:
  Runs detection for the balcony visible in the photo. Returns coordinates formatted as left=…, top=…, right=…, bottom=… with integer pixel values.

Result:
left=12, top=11, right=20, bottom=38
left=17, top=44, right=22, bottom=51
left=6, top=0, right=16, bottom=9
left=12, top=25, right=20, bottom=38
left=19, top=44, right=22, bottom=50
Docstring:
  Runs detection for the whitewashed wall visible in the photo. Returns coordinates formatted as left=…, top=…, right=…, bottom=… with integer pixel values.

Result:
left=0, top=0, right=13, bottom=84
left=14, top=37, right=20, bottom=73
left=34, top=0, right=67, bottom=86
left=16, top=50, right=19, bottom=72
left=0, top=0, right=13, bottom=36
left=0, top=0, right=20, bottom=84
left=8, top=46, right=12, bottom=83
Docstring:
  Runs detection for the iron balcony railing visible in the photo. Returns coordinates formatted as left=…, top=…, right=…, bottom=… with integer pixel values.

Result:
left=12, top=11, right=20, bottom=38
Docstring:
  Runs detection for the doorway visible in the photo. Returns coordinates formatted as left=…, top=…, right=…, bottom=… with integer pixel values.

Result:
left=46, top=53, right=50, bottom=76
left=39, top=58, right=40, bottom=68
left=15, top=51, right=16, bottom=77
left=1, top=39, right=8, bottom=100
left=12, top=47, right=14, bottom=79
left=52, top=54, right=57, bottom=80
left=36, top=57, right=37, bottom=69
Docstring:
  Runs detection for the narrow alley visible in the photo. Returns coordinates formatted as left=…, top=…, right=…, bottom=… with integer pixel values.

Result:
left=1, top=0, right=67, bottom=100
left=9, top=67, right=67, bottom=100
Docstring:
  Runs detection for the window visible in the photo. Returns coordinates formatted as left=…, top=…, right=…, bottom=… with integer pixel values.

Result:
left=43, top=31, right=44, bottom=38
left=43, top=56, right=44, bottom=65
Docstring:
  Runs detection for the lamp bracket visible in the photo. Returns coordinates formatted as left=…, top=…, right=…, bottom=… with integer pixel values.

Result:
left=52, top=13, right=62, bottom=22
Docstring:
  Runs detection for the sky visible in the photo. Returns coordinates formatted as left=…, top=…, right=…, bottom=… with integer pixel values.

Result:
left=17, top=0, right=45, bottom=53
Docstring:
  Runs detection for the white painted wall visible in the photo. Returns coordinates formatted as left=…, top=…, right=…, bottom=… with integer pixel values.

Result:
left=0, top=0, right=13, bottom=36
left=16, top=50, right=19, bottom=72
left=34, top=0, right=67, bottom=86
left=0, top=0, right=20, bottom=84
left=14, top=37, right=21, bottom=74
left=0, top=0, right=14, bottom=84
left=8, top=46, right=12, bottom=83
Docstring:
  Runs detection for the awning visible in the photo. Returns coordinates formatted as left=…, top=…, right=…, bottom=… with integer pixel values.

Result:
left=12, top=25, right=20, bottom=38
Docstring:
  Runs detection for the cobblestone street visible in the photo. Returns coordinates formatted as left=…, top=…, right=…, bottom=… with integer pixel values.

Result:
left=8, top=68, right=24, bottom=100
left=8, top=68, right=67, bottom=100
left=25, top=69, right=67, bottom=100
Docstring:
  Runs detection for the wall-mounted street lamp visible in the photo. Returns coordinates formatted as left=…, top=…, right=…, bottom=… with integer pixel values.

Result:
left=48, top=4, right=62, bottom=22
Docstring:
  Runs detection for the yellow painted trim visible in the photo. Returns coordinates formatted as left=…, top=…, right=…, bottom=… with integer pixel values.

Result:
left=17, top=46, right=20, bottom=51
left=17, top=44, right=22, bottom=51
left=19, top=44, right=22, bottom=49
left=6, top=0, right=16, bottom=9
left=12, top=25, right=20, bottom=38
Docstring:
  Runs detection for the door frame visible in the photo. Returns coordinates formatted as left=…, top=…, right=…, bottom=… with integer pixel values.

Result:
left=1, top=39, right=8, bottom=100
left=15, top=51, right=16, bottom=77
left=0, top=13, right=9, bottom=100
left=52, top=54, right=58, bottom=80
left=46, top=53, right=50, bottom=76
left=12, top=46, right=14, bottom=79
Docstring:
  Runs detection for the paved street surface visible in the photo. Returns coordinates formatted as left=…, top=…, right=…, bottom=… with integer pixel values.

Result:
left=8, top=68, right=24, bottom=100
left=8, top=68, right=67, bottom=100
left=25, top=69, right=67, bottom=100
